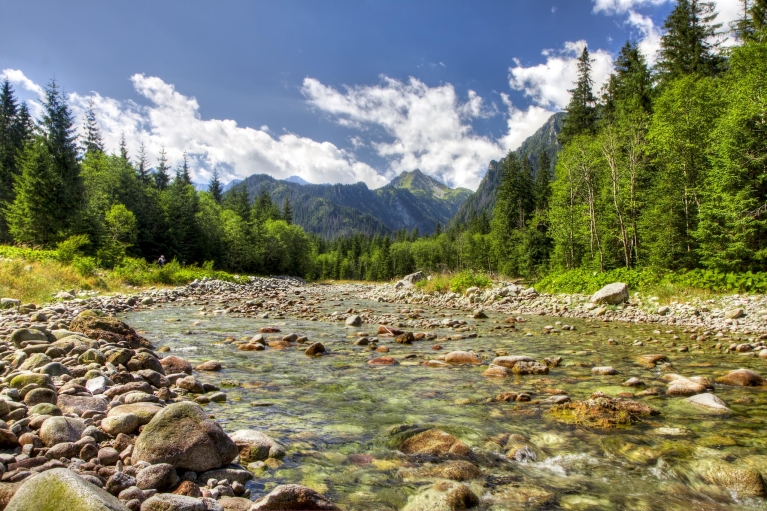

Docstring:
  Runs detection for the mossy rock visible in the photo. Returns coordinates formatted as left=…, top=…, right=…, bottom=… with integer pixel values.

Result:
left=5, top=468, right=129, bottom=511
left=10, top=373, right=52, bottom=390
left=399, top=429, right=471, bottom=456
left=70, top=313, right=152, bottom=349
left=28, top=403, right=62, bottom=417
left=546, top=396, right=659, bottom=429
left=107, top=403, right=163, bottom=425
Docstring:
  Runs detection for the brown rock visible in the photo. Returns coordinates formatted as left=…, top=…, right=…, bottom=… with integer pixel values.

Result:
left=368, top=357, right=397, bottom=366
left=251, top=484, right=340, bottom=510
left=445, top=351, right=481, bottom=365
left=195, top=360, right=222, bottom=371
left=69, top=311, right=152, bottom=349
left=717, top=369, right=766, bottom=387
left=400, top=429, right=471, bottom=456
left=159, top=356, right=192, bottom=375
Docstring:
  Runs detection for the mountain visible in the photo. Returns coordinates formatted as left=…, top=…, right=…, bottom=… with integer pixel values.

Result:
left=223, top=178, right=243, bottom=192
left=236, top=169, right=472, bottom=238
left=451, top=112, right=564, bottom=226
left=284, top=175, right=311, bottom=185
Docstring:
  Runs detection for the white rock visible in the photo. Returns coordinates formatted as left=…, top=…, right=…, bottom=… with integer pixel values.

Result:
left=686, top=393, right=730, bottom=412
left=591, top=283, right=629, bottom=305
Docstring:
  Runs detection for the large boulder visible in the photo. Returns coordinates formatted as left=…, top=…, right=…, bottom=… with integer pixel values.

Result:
left=131, top=402, right=238, bottom=472
left=56, top=394, right=109, bottom=416
left=39, top=416, right=87, bottom=446
left=69, top=311, right=152, bottom=349
left=5, top=468, right=129, bottom=511
left=229, top=430, right=285, bottom=462
left=251, top=484, right=340, bottom=510
left=590, top=283, right=629, bottom=305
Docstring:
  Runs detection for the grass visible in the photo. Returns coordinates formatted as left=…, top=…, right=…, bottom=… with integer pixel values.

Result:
left=416, top=270, right=492, bottom=295
left=0, top=244, right=243, bottom=304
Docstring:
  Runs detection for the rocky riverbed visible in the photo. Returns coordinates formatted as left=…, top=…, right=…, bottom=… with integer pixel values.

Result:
left=2, top=276, right=767, bottom=510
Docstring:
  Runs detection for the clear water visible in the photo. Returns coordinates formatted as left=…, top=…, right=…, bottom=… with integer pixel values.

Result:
left=123, top=297, right=767, bottom=511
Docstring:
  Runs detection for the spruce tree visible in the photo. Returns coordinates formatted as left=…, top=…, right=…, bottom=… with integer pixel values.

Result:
left=0, top=79, right=22, bottom=240
left=223, top=183, right=251, bottom=220
left=154, top=146, right=170, bottom=190
left=533, top=150, right=552, bottom=213
left=136, top=141, right=150, bottom=185
left=208, top=168, right=223, bottom=203
left=282, top=195, right=293, bottom=224
left=176, top=150, right=192, bottom=185
left=656, top=0, right=724, bottom=82
left=119, top=132, right=129, bottom=162
left=559, top=47, right=597, bottom=146
left=81, top=98, right=104, bottom=154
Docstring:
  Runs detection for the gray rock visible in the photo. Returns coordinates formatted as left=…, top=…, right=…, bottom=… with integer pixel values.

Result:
left=251, top=484, right=340, bottom=510
left=590, top=283, right=629, bottom=305
left=197, top=464, right=253, bottom=485
left=686, top=393, right=731, bottom=413
left=136, top=463, right=179, bottom=491
left=345, top=315, right=362, bottom=327
left=140, top=493, right=205, bottom=511
left=9, top=328, right=49, bottom=348
left=229, top=430, right=285, bottom=462
left=102, top=413, right=140, bottom=436
left=5, top=468, right=129, bottom=511
left=132, top=402, right=238, bottom=472
left=0, top=298, right=20, bottom=310
left=56, top=394, right=109, bottom=416
left=39, top=416, right=86, bottom=446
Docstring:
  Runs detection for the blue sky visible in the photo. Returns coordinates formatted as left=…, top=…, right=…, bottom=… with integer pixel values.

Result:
left=0, top=0, right=741, bottom=190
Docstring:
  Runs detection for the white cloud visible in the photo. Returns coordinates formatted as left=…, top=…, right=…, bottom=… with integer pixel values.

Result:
left=625, top=10, right=664, bottom=64
left=509, top=41, right=614, bottom=111
left=499, top=94, right=554, bottom=154
left=302, top=76, right=504, bottom=189
left=5, top=70, right=387, bottom=189
left=593, top=0, right=670, bottom=15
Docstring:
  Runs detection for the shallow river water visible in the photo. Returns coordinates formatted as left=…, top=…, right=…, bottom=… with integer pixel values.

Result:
left=123, top=297, right=767, bottom=511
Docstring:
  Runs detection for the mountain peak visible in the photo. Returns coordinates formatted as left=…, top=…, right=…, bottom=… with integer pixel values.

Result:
left=389, top=169, right=457, bottom=198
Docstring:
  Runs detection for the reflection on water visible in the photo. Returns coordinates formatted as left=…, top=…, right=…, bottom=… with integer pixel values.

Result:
left=124, top=298, right=767, bottom=510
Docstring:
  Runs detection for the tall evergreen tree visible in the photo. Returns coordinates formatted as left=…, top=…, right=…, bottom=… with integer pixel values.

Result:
left=560, top=47, right=597, bottom=145
left=282, top=195, right=293, bottom=224
left=533, top=150, right=552, bottom=213
left=656, top=0, right=724, bottom=82
left=136, top=141, right=150, bottom=185
left=154, top=146, right=170, bottom=190
left=223, top=183, right=251, bottom=220
left=176, top=150, right=192, bottom=184
left=119, top=132, right=129, bottom=162
left=0, top=79, right=22, bottom=240
left=208, top=168, right=223, bottom=203
left=81, top=98, right=104, bottom=154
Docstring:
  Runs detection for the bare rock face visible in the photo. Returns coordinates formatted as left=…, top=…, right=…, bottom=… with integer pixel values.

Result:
left=70, top=311, right=153, bottom=349
left=590, top=283, right=629, bottom=305
left=131, top=402, right=238, bottom=472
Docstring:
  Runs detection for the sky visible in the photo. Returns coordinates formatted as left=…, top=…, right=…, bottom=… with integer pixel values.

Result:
left=0, top=0, right=744, bottom=191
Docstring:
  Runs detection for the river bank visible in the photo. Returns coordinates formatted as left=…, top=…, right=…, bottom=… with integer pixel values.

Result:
left=2, top=278, right=767, bottom=510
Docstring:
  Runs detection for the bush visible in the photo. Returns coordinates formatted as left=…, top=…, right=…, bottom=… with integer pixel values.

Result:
left=416, top=271, right=492, bottom=294
left=56, top=235, right=91, bottom=264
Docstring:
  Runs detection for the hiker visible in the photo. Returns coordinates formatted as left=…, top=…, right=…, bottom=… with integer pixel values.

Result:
left=157, top=254, right=166, bottom=267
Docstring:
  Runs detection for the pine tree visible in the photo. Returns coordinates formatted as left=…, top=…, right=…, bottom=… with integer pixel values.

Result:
left=656, top=0, right=724, bottom=82
left=208, top=168, right=223, bottom=203
left=434, top=221, right=442, bottom=236
left=39, top=79, right=83, bottom=238
left=282, top=195, right=293, bottom=224
left=81, top=98, right=104, bottom=154
left=533, top=150, right=552, bottom=213
left=119, top=132, right=129, bottom=162
left=154, top=146, right=170, bottom=190
left=223, top=183, right=251, bottom=220
left=136, top=141, right=150, bottom=185
left=560, top=47, right=598, bottom=146
left=603, top=41, right=653, bottom=121
left=176, top=150, right=192, bottom=184
left=0, top=79, right=22, bottom=241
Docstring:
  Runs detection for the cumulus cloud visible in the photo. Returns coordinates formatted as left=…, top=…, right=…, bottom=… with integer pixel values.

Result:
left=3, top=69, right=387, bottom=188
left=593, top=0, right=670, bottom=15
left=302, top=76, right=503, bottom=189
left=509, top=41, right=614, bottom=111
left=499, top=94, right=554, bottom=154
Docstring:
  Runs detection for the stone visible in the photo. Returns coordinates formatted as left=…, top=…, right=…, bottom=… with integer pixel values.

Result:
left=218, top=497, right=252, bottom=511
left=136, top=463, right=179, bottom=491
left=546, top=396, right=659, bottom=429
left=19, top=353, right=51, bottom=371
left=402, top=481, right=479, bottom=511
left=345, top=315, right=362, bottom=327
left=229, top=430, right=285, bottom=462
left=250, top=484, right=340, bottom=510
left=590, top=282, right=629, bottom=305
left=444, top=351, right=481, bottom=365
left=490, top=355, right=534, bottom=368
left=197, top=465, right=253, bottom=485
left=702, top=463, right=765, bottom=497
left=69, top=312, right=152, bottom=349
left=591, top=366, right=618, bottom=375
left=0, top=298, right=20, bottom=309
left=395, top=332, right=415, bottom=344
left=132, top=402, right=238, bottom=472
left=5, top=469, right=129, bottom=511
left=637, top=354, right=667, bottom=367
left=23, top=388, right=57, bottom=407
left=140, top=494, right=205, bottom=511
left=666, top=379, right=707, bottom=397
left=107, top=403, right=163, bottom=425
left=177, top=376, right=205, bottom=394
left=102, top=414, right=141, bottom=436
left=482, top=365, right=509, bottom=377
left=99, top=447, right=121, bottom=465
left=726, top=308, right=745, bottom=319
left=472, top=310, right=488, bottom=319
left=9, top=328, right=49, bottom=348
left=172, top=481, right=202, bottom=498
left=367, top=357, right=397, bottom=366
left=717, top=369, right=766, bottom=387
left=56, top=394, right=109, bottom=416
left=106, top=471, right=136, bottom=495
left=195, top=360, right=221, bottom=372
left=378, top=326, right=403, bottom=336
left=10, top=373, right=52, bottom=390
left=687, top=393, right=731, bottom=413
left=511, top=361, right=549, bottom=375
left=400, top=429, right=471, bottom=456
left=160, top=356, right=193, bottom=375
left=304, top=343, right=325, bottom=356
left=39, top=416, right=86, bottom=446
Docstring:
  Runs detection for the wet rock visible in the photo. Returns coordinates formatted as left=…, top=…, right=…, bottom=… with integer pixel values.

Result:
left=140, top=493, right=205, bottom=511
left=717, top=369, right=766, bottom=387
left=132, top=402, right=238, bottom=472
left=378, top=326, right=403, bottom=336
left=229, top=430, right=285, bottom=462
left=69, top=312, right=152, bottom=349
left=546, top=396, right=659, bottom=429
left=5, top=468, right=129, bottom=511
left=160, top=356, right=193, bottom=375
left=250, top=484, right=340, bottom=510
left=490, top=355, right=534, bottom=369
left=591, top=366, right=618, bottom=375
left=395, top=332, right=415, bottom=344
left=368, top=357, right=397, bottom=366
left=402, top=460, right=481, bottom=482
left=636, top=354, right=667, bottom=367
left=400, top=429, right=471, bottom=456
left=172, top=481, right=202, bottom=498
left=623, top=377, right=645, bottom=387
left=701, top=462, right=765, bottom=498
left=511, top=361, right=549, bottom=375
left=177, top=376, right=205, bottom=394
left=304, top=343, right=325, bottom=356
left=472, top=310, right=488, bottom=319
left=686, top=393, right=730, bottom=413
left=218, top=496, right=252, bottom=511
left=444, top=351, right=481, bottom=365
left=590, top=282, right=628, bottom=305
left=195, top=360, right=221, bottom=372
left=666, top=378, right=707, bottom=397
left=482, top=365, right=509, bottom=377
left=403, top=481, right=479, bottom=511
left=345, top=315, right=362, bottom=327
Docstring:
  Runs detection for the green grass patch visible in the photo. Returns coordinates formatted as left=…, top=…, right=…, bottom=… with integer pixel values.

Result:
left=416, top=270, right=492, bottom=294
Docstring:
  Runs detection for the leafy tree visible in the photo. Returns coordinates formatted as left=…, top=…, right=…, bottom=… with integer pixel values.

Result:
left=560, top=47, right=597, bottom=145
left=208, top=168, right=223, bottom=203
left=656, top=0, right=724, bottom=82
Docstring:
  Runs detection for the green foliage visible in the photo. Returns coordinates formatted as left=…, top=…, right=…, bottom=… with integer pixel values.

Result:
left=55, top=235, right=90, bottom=264
left=416, top=270, right=492, bottom=294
